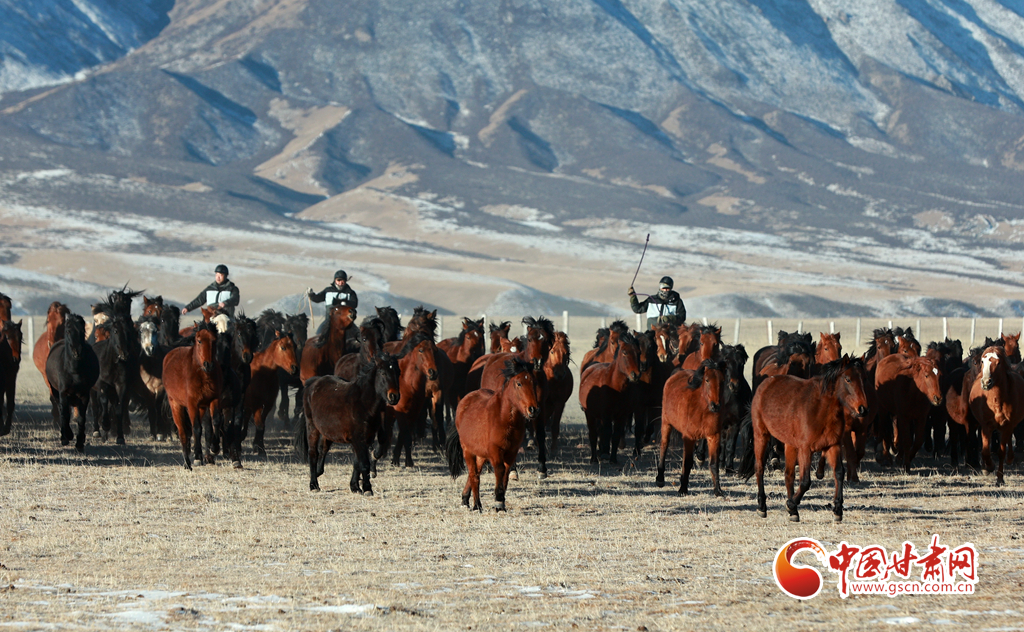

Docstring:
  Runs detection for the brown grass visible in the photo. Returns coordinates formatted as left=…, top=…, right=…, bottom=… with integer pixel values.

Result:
left=1, top=360, right=1023, bottom=631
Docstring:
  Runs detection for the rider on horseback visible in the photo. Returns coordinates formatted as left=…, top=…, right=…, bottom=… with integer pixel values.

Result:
left=182, top=264, right=240, bottom=318
left=628, top=276, right=685, bottom=329
left=308, top=270, right=359, bottom=315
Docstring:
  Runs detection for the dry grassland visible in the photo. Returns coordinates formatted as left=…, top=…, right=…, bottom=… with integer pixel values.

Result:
left=2, top=358, right=1023, bottom=632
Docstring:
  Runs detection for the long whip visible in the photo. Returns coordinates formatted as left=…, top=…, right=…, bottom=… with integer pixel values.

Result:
left=630, top=233, right=651, bottom=289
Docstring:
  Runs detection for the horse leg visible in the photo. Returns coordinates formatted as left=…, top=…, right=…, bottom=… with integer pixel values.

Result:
left=493, top=458, right=507, bottom=512
left=391, top=415, right=407, bottom=467
left=845, top=429, right=860, bottom=483
left=655, top=420, right=672, bottom=487
left=786, top=449, right=813, bottom=523
left=74, top=400, right=88, bottom=453
left=610, top=411, right=626, bottom=465
left=534, top=409, right=548, bottom=478
left=461, top=450, right=474, bottom=508
left=814, top=450, right=826, bottom=480
left=707, top=432, right=723, bottom=498
left=169, top=403, right=193, bottom=470
left=59, top=393, right=73, bottom=446
left=191, top=404, right=207, bottom=466
left=754, top=425, right=768, bottom=518
left=308, top=425, right=321, bottom=491
left=980, top=427, right=995, bottom=474
left=585, top=410, right=599, bottom=464
left=4, top=379, right=16, bottom=435
left=349, top=444, right=362, bottom=494
left=317, top=440, right=331, bottom=478
left=357, top=442, right=373, bottom=496
left=549, top=400, right=565, bottom=456
left=996, top=429, right=1008, bottom=486
left=115, top=383, right=129, bottom=445
left=680, top=437, right=695, bottom=496
left=277, top=379, right=290, bottom=425
left=906, top=414, right=927, bottom=472
left=467, top=453, right=483, bottom=511
left=783, top=444, right=797, bottom=502
left=826, top=444, right=844, bottom=522
left=253, top=406, right=267, bottom=457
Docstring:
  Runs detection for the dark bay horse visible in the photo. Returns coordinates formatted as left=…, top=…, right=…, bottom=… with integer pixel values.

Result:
left=489, top=321, right=512, bottom=353
left=0, top=293, right=10, bottom=322
left=45, top=314, right=100, bottom=452
left=679, top=324, right=721, bottom=370
left=446, top=358, right=540, bottom=512
left=162, top=322, right=222, bottom=469
left=381, top=332, right=440, bottom=468
left=299, top=305, right=357, bottom=383
left=33, top=302, right=70, bottom=392
left=874, top=353, right=943, bottom=473
left=254, top=310, right=309, bottom=426
left=752, top=330, right=815, bottom=393
left=969, top=345, right=1024, bottom=485
left=752, top=357, right=869, bottom=523
left=303, top=352, right=401, bottom=493
left=657, top=359, right=727, bottom=496
left=0, top=320, right=24, bottom=436
left=544, top=331, right=573, bottom=455
left=215, top=315, right=259, bottom=457
left=579, top=330, right=642, bottom=465
left=141, top=295, right=163, bottom=318
left=89, top=313, right=136, bottom=444
left=437, top=317, right=485, bottom=407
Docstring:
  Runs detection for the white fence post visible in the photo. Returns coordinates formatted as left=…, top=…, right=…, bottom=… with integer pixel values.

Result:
left=916, top=318, right=921, bottom=339
left=702, top=316, right=708, bottom=326
left=562, top=310, right=569, bottom=334
left=27, top=316, right=34, bottom=348
left=636, top=313, right=643, bottom=331
left=600, top=317, right=607, bottom=329
left=970, top=319, right=976, bottom=347
left=999, top=318, right=1004, bottom=336
left=733, top=319, right=740, bottom=345
left=797, top=320, right=803, bottom=334
left=856, top=318, right=861, bottom=349
left=888, top=319, right=893, bottom=330
left=943, top=317, right=948, bottom=340
left=829, top=321, right=835, bottom=334
left=767, top=320, right=773, bottom=345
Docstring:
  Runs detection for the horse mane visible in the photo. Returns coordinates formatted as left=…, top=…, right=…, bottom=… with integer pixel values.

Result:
left=489, top=321, right=511, bottom=334
left=608, top=320, right=629, bottom=336
left=554, top=331, right=570, bottom=362
left=501, top=357, right=533, bottom=383
left=591, top=328, right=609, bottom=349
left=817, top=356, right=862, bottom=394
left=452, top=317, right=484, bottom=348
left=105, top=285, right=144, bottom=317
left=773, top=338, right=813, bottom=366
left=721, top=343, right=748, bottom=369
left=409, top=306, right=438, bottom=338
left=397, top=331, right=432, bottom=357
left=699, top=324, right=721, bottom=338
left=64, top=313, right=87, bottom=346
left=522, top=316, right=555, bottom=339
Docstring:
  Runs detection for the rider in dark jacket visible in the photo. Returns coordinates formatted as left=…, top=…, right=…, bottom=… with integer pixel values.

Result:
left=183, top=264, right=241, bottom=318
left=629, top=276, right=685, bottom=329
left=307, top=270, right=358, bottom=316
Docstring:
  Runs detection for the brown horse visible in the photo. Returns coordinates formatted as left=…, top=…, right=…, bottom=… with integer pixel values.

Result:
left=815, top=332, right=842, bottom=366
left=162, top=322, right=223, bottom=469
left=236, top=329, right=299, bottom=468
left=381, top=332, right=440, bottom=467
left=33, top=302, right=70, bottom=391
left=752, top=357, right=869, bottom=523
left=437, top=316, right=485, bottom=409
left=1001, top=332, right=1022, bottom=364
left=141, top=295, right=163, bottom=318
left=0, top=293, right=10, bottom=323
left=875, top=353, right=943, bottom=472
left=969, top=346, right=1024, bottom=485
left=657, top=359, right=727, bottom=496
left=178, top=305, right=218, bottom=337
left=579, top=330, right=642, bottom=464
left=580, top=320, right=629, bottom=372
left=299, top=304, right=357, bottom=382
left=752, top=330, right=814, bottom=393
left=651, top=322, right=678, bottom=364
left=400, top=306, right=437, bottom=340
left=862, top=327, right=897, bottom=372
left=303, top=352, right=401, bottom=493
left=488, top=321, right=512, bottom=353
left=680, top=324, right=721, bottom=370
left=0, top=320, right=24, bottom=436
left=544, top=332, right=573, bottom=455
left=446, top=358, right=541, bottom=512
left=894, top=326, right=922, bottom=356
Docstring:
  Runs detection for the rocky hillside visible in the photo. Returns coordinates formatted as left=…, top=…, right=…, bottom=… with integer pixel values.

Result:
left=2, top=0, right=1024, bottom=317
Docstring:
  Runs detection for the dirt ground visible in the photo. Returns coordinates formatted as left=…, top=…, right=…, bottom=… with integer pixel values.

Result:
left=2, top=359, right=1023, bottom=631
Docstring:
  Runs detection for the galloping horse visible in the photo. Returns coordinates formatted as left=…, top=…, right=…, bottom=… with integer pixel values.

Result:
left=0, top=320, right=24, bottom=436
left=923, top=338, right=963, bottom=457
left=141, top=295, right=163, bottom=318
left=0, top=293, right=10, bottom=322
left=236, top=330, right=299, bottom=468
left=136, top=314, right=171, bottom=439
left=874, top=353, right=943, bottom=473
left=90, top=313, right=136, bottom=444
left=752, top=331, right=815, bottom=393
left=581, top=320, right=629, bottom=372
left=489, top=321, right=513, bottom=354
left=752, top=357, right=869, bottom=523
left=446, top=358, right=540, bottom=512
left=382, top=332, right=440, bottom=468
left=299, top=304, right=357, bottom=382
left=162, top=322, right=222, bottom=469
left=437, top=317, right=485, bottom=410
left=651, top=322, right=678, bottom=364
left=216, top=315, right=259, bottom=456
left=894, top=326, right=922, bottom=356
left=969, top=345, right=1024, bottom=485
left=303, top=352, right=401, bottom=493
left=544, top=332, right=573, bottom=455
left=657, top=359, right=727, bottom=496
left=579, top=330, right=642, bottom=464
left=45, top=314, right=100, bottom=452
left=680, top=324, right=721, bottom=370
left=33, top=302, right=70, bottom=391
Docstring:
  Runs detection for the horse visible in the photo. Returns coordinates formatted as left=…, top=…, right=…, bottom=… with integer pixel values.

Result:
left=215, top=315, right=259, bottom=457
left=751, top=357, right=869, bottom=523
left=894, top=326, right=922, bottom=356
left=446, top=358, right=541, bottom=512
left=232, top=329, right=299, bottom=468
left=923, top=338, right=964, bottom=457
left=45, top=314, right=100, bottom=452
left=969, top=345, right=1024, bottom=485
left=679, top=324, right=721, bottom=370
left=158, top=304, right=186, bottom=348
left=752, top=331, right=815, bottom=393
left=299, top=304, right=357, bottom=383
left=651, top=321, right=678, bottom=364
left=135, top=314, right=172, bottom=440
left=0, top=320, right=24, bottom=436
left=862, top=327, right=897, bottom=372
left=579, top=330, right=642, bottom=464
left=381, top=332, right=440, bottom=468
left=178, top=306, right=218, bottom=337
left=162, top=322, right=223, bottom=469
left=657, top=359, right=727, bottom=496
left=33, top=302, right=70, bottom=391
left=717, top=343, right=751, bottom=473
left=629, top=329, right=671, bottom=456
left=303, top=352, right=401, bottom=493
left=544, top=332, right=573, bottom=455
left=437, top=316, right=485, bottom=410
left=0, top=292, right=10, bottom=322
left=815, top=332, right=842, bottom=366
left=89, top=313, right=136, bottom=444
left=874, top=353, right=943, bottom=473
left=489, top=321, right=513, bottom=354
left=141, top=295, right=163, bottom=318
left=401, top=306, right=437, bottom=341
left=373, top=306, right=402, bottom=343
left=581, top=320, right=629, bottom=372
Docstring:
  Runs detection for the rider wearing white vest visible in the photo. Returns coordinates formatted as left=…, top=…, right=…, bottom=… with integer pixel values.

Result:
left=628, top=276, right=685, bottom=329
left=182, top=264, right=240, bottom=317
left=307, top=270, right=359, bottom=315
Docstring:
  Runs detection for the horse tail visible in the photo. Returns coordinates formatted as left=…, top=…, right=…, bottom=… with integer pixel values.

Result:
left=292, top=381, right=313, bottom=462
left=445, top=421, right=464, bottom=479
left=738, top=407, right=756, bottom=481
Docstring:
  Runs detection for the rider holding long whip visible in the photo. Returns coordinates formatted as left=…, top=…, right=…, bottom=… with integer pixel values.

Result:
left=626, top=236, right=686, bottom=329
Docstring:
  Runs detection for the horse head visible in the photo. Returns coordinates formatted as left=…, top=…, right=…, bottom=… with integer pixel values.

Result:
left=489, top=321, right=512, bottom=354
left=138, top=316, right=160, bottom=357
left=374, top=353, right=402, bottom=407
left=676, top=322, right=700, bottom=357
left=0, top=292, right=11, bottom=322
left=142, top=295, right=163, bottom=318
left=616, top=331, right=642, bottom=383
left=689, top=359, right=725, bottom=413
left=867, top=328, right=897, bottom=360
left=816, top=332, right=842, bottom=365
left=64, top=314, right=87, bottom=360
left=980, top=346, right=1006, bottom=392
left=231, top=315, right=258, bottom=364
left=548, top=332, right=571, bottom=378
left=501, top=357, right=540, bottom=421
left=1, top=320, right=24, bottom=363
left=270, top=329, right=299, bottom=376
left=106, top=314, right=132, bottom=362
left=1001, top=332, right=1022, bottom=364
left=895, top=327, right=921, bottom=356
left=824, top=356, right=869, bottom=418
left=374, top=306, right=402, bottom=342
left=193, top=323, right=218, bottom=374
left=404, top=306, right=437, bottom=340
left=635, top=329, right=654, bottom=374
left=522, top=316, right=555, bottom=371
left=720, top=343, right=748, bottom=395
left=696, top=324, right=722, bottom=362
left=651, top=322, right=676, bottom=363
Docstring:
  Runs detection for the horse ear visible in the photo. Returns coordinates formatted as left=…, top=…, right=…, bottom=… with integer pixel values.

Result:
left=835, top=332, right=841, bottom=341
left=714, top=326, right=721, bottom=336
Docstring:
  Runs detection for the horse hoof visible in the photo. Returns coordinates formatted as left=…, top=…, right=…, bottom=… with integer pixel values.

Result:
left=363, top=490, right=374, bottom=497
left=788, top=514, right=800, bottom=523
left=75, top=444, right=85, bottom=454
left=232, top=461, right=243, bottom=470
left=494, top=502, right=506, bottom=512
left=60, top=438, right=70, bottom=447
left=756, top=510, right=767, bottom=518
left=508, top=470, right=518, bottom=481
left=538, top=470, right=547, bottom=479
left=205, top=455, right=216, bottom=465
left=92, top=431, right=101, bottom=438
left=714, top=490, right=724, bottom=498
left=655, top=478, right=665, bottom=488
left=677, top=489, right=688, bottom=496
left=833, top=514, right=843, bottom=523
left=155, top=434, right=164, bottom=442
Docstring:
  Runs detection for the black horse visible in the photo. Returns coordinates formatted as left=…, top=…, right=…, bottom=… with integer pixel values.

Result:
left=45, top=314, right=100, bottom=452
left=90, top=313, right=137, bottom=444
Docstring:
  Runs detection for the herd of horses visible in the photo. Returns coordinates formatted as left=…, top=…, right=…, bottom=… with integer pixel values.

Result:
left=1, top=288, right=1022, bottom=519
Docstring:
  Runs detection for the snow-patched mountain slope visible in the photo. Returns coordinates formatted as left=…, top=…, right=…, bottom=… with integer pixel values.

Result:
left=0, top=0, right=172, bottom=94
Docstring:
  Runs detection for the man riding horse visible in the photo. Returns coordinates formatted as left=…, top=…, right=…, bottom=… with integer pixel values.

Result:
left=629, top=276, right=685, bottom=329
left=308, top=270, right=358, bottom=335
left=182, top=264, right=240, bottom=318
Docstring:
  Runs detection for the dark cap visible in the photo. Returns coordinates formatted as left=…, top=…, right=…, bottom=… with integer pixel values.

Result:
left=215, top=264, right=229, bottom=276
left=334, top=270, right=348, bottom=281
left=659, top=276, right=673, bottom=289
